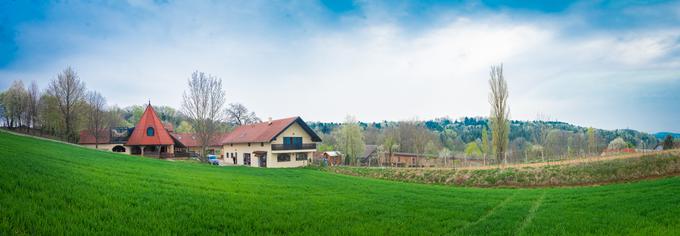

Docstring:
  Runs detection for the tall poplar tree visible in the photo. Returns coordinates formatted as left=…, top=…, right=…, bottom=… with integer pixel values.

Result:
left=488, top=64, right=510, bottom=164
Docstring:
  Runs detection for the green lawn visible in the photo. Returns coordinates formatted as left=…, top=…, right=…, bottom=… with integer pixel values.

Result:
left=1, top=131, right=679, bottom=235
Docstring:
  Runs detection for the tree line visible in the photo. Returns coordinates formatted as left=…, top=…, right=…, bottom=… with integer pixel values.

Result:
left=311, top=64, right=665, bottom=167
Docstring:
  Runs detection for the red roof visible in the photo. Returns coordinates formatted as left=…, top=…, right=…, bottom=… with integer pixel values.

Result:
left=126, top=104, right=175, bottom=146
left=78, top=129, right=110, bottom=144
left=221, top=116, right=321, bottom=144
left=171, top=132, right=228, bottom=147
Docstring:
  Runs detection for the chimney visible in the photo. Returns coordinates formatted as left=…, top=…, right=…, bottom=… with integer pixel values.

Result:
left=268, top=117, right=272, bottom=125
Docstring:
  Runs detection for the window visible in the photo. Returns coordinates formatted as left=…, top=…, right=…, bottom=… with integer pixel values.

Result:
left=146, top=127, right=155, bottom=136
left=244, top=153, right=251, bottom=165
left=283, top=137, right=303, bottom=145
left=277, top=153, right=291, bottom=162
left=296, top=153, right=308, bottom=161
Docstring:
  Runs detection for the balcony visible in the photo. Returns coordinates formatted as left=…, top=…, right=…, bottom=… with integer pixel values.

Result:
left=271, top=143, right=316, bottom=151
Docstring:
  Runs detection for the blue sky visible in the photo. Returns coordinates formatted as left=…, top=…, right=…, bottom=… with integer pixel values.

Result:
left=1, top=0, right=679, bottom=133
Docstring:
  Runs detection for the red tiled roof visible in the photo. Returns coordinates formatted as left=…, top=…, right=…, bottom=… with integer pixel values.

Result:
left=221, top=116, right=321, bottom=144
left=78, top=129, right=110, bottom=144
left=126, top=104, right=175, bottom=146
left=171, top=132, right=228, bottom=147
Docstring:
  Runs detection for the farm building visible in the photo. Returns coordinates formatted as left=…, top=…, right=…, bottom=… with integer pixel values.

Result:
left=359, top=145, right=378, bottom=166
left=381, top=152, right=436, bottom=167
left=320, top=151, right=343, bottom=166
left=79, top=104, right=187, bottom=158
left=221, top=117, right=322, bottom=168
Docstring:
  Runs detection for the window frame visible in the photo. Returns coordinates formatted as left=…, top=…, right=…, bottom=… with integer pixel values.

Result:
left=146, top=127, right=155, bottom=136
left=277, top=153, right=291, bottom=162
left=295, top=153, right=308, bottom=161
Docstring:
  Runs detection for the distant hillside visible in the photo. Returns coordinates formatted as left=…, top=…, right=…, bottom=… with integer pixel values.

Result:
left=656, top=132, right=680, bottom=139
left=309, top=117, right=659, bottom=151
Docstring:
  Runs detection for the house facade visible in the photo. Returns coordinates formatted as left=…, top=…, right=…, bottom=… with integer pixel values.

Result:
left=222, top=117, right=322, bottom=168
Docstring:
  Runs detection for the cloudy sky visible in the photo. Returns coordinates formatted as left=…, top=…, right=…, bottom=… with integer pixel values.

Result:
left=1, top=0, right=679, bottom=133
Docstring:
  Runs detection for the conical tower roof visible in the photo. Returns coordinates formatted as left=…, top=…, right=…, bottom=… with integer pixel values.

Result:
left=126, top=104, right=174, bottom=146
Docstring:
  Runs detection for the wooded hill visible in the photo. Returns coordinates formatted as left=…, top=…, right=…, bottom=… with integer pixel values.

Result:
left=309, top=117, right=660, bottom=162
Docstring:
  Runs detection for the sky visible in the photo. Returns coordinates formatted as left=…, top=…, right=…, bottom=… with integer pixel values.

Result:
left=0, top=0, right=679, bottom=133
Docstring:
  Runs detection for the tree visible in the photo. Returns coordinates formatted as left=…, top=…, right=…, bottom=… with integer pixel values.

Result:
left=607, top=137, right=627, bottom=151
left=85, top=91, right=107, bottom=148
left=181, top=71, right=226, bottom=161
left=3, top=80, right=27, bottom=128
left=225, top=103, right=261, bottom=126
left=587, top=127, right=597, bottom=154
left=26, top=81, right=41, bottom=131
left=335, top=115, right=365, bottom=166
left=176, top=121, right=195, bottom=133
left=0, top=92, right=5, bottom=127
left=38, top=94, right=63, bottom=136
left=47, top=67, right=87, bottom=142
left=663, top=135, right=674, bottom=150
left=106, top=106, right=127, bottom=128
left=382, top=127, right=400, bottom=167
left=530, top=144, right=545, bottom=162
left=465, top=142, right=482, bottom=157
left=481, top=127, right=489, bottom=165
left=438, top=148, right=452, bottom=167
left=488, top=64, right=510, bottom=164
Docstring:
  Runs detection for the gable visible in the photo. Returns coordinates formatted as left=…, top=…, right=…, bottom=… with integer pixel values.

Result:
left=126, top=104, right=174, bottom=146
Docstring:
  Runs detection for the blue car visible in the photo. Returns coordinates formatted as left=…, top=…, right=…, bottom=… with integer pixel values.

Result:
left=207, top=155, right=220, bottom=165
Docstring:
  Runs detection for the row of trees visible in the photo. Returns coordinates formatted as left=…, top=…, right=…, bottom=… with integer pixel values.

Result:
left=0, top=67, right=105, bottom=143
left=314, top=64, right=666, bottom=167
left=320, top=64, right=510, bottom=166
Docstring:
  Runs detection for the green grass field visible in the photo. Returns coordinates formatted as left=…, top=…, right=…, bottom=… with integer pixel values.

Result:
left=1, top=131, right=679, bottom=235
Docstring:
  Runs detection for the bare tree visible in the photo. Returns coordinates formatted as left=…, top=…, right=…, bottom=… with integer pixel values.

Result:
left=488, top=64, right=510, bottom=164
left=26, top=81, right=41, bottom=132
left=47, top=67, right=86, bottom=142
left=181, top=71, right=226, bottom=161
left=225, top=103, right=261, bottom=126
left=86, top=91, right=107, bottom=149
left=438, top=148, right=452, bottom=168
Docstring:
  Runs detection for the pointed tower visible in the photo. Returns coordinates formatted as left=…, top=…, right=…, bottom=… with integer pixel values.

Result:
left=126, top=104, right=174, bottom=147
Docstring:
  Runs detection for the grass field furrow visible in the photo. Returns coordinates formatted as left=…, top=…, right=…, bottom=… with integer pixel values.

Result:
left=1, top=130, right=680, bottom=235
left=452, top=192, right=519, bottom=234
left=516, top=191, right=546, bottom=236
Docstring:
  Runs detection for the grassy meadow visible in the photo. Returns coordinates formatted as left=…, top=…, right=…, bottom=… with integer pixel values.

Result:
left=1, top=130, right=679, bottom=235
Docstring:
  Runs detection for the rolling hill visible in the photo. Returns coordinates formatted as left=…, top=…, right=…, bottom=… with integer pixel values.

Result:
left=1, top=130, right=679, bottom=235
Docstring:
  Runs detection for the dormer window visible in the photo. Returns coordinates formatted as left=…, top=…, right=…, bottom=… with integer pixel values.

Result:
left=146, top=127, right=155, bottom=136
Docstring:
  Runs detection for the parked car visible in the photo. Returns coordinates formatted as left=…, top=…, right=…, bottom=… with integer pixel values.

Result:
left=207, top=155, right=220, bottom=165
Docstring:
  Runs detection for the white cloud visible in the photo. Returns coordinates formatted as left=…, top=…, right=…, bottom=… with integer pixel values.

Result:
left=1, top=1, right=679, bottom=132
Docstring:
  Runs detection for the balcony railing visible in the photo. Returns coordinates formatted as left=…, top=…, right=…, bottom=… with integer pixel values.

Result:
left=271, top=143, right=316, bottom=151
